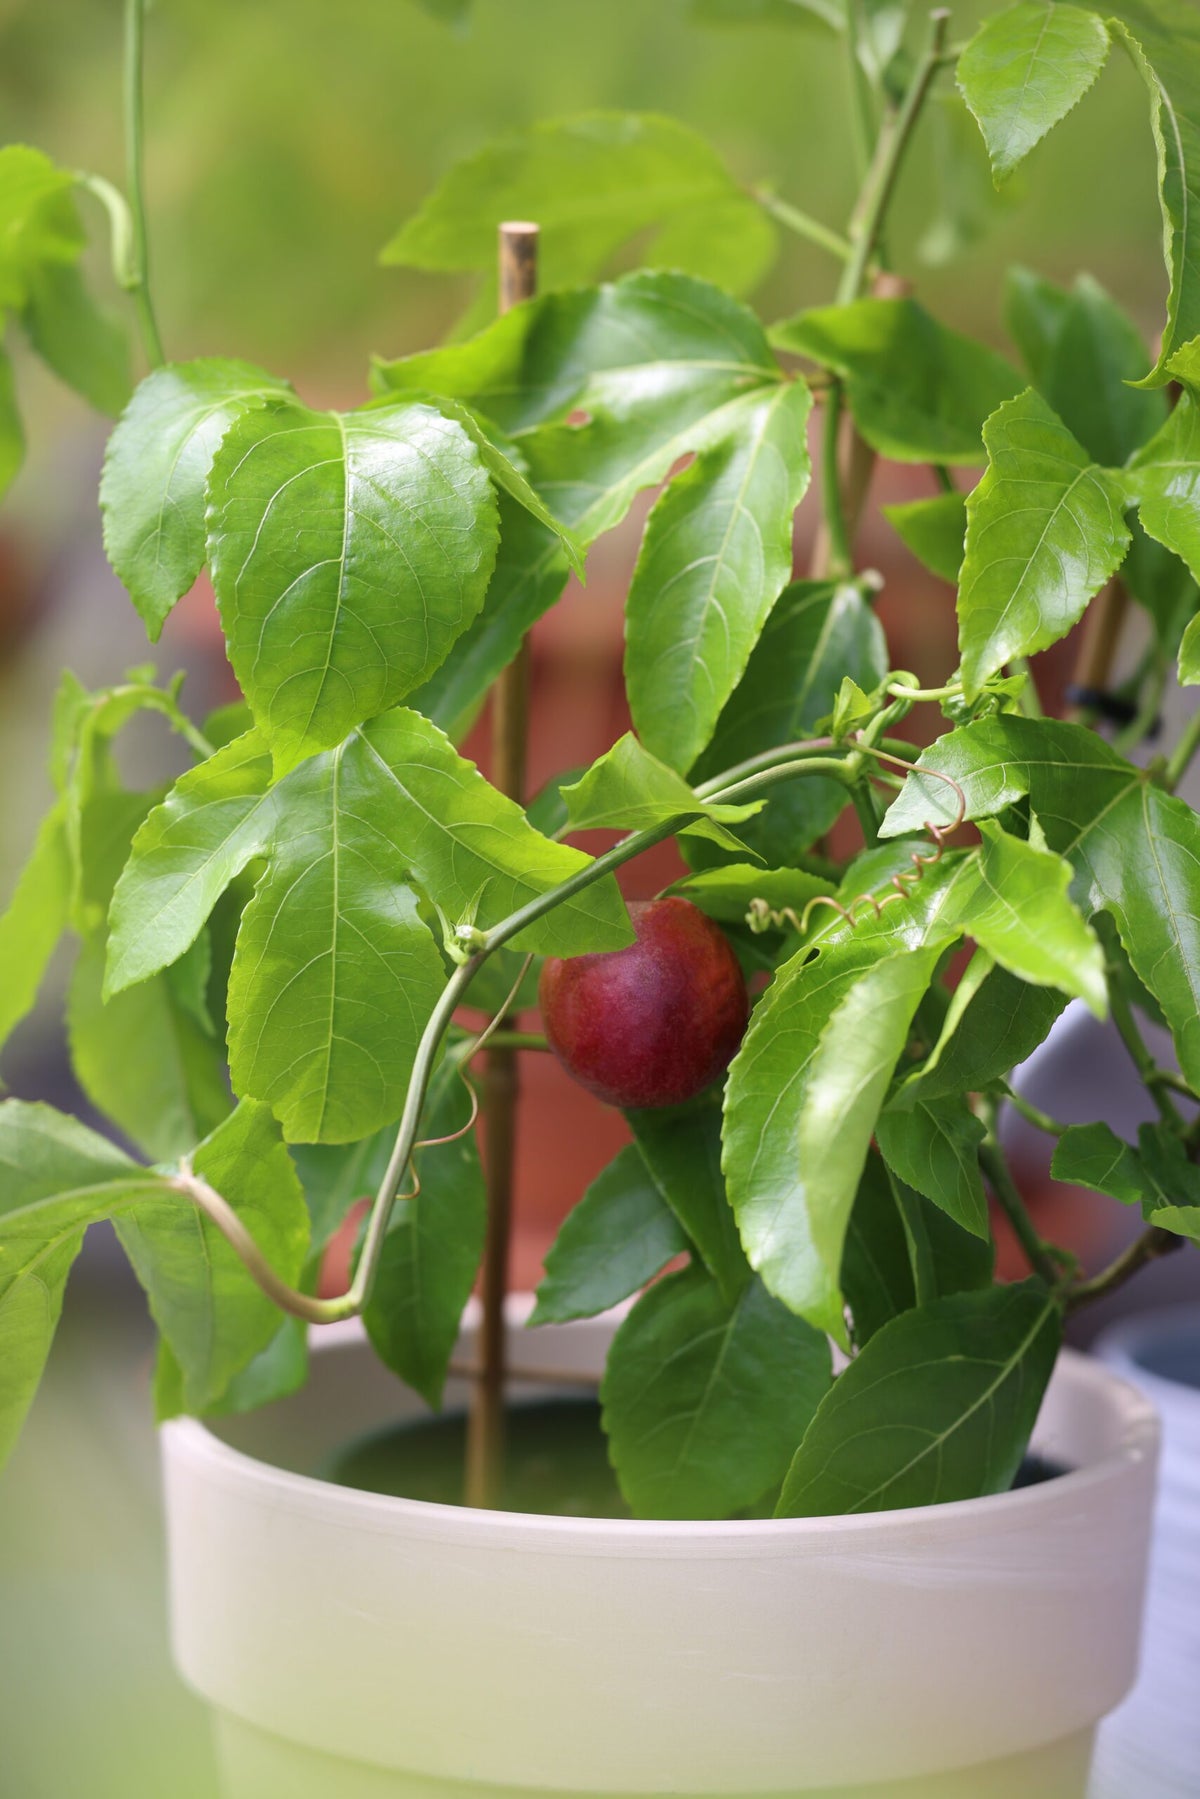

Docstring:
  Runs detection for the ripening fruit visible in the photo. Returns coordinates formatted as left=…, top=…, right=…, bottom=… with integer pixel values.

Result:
left=538, top=896, right=749, bottom=1110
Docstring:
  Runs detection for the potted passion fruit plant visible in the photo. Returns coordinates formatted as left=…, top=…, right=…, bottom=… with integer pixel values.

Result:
left=4, top=0, right=1200, bottom=1792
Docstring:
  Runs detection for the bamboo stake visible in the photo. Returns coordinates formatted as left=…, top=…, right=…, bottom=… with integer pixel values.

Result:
left=464, top=222, right=539, bottom=1510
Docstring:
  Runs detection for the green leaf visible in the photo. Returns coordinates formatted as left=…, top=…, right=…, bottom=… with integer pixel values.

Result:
left=0, top=1101, right=135, bottom=1468
left=99, top=359, right=290, bottom=638
left=881, top=715, right=1200, bottom=1088
left=1004, top=268, right=1165, bottom=466
left=777, top=1281, right=1061, bottom=1516
left=957, top=3, right=1111, bottom=185
left=207, top=398, right=500, bottom=771
left=0, top=347, right=21, bottom=498
left=601, top=1266, right=831, bottom=1519
left=1088, top=0, right=1200, bottom=383
left=625, top=380, right=813, bottom=772
left=1051, top=1122, right=1144, bottom=1202
left=904, top=961, right=1067, bottom=1101
left=917, top=91, right=1007, bottom=269
left=361, top=1056, right=485, bottom=1407
left=292, top=1127, right=391, bottom=1260
left=381, top=112, right=776, bottom=299
left=1124, top=389, right=1200, bottom=589
left=957, top=389, right=1131, bottom=697
left=965, top=820, right=1107, bottom=1016
left=629, top=1087, right=750, bottom=1302
left=1137, top=1122, right=1200, bottom=1239
left=561, top=732, right=763, bottom=855
left=406, top=503, right=570, bottom=742
left=876, top=1097, right=989, bottom=1237
left=771, top=298, right=1022, bottom=464
left=841, top=1154, right=918, bottom=1347
left=884, top=492, right=967, bottom=582
left=114, top=1101, right=309, bottom=1413
left=154, top=1316, right=311, bottom=1423
left=667, top=861, right=835, bottom=925
left=723, top=934, right=945, bottom=1342
left=0, top=801, right=70, bottom=1056
left=692, top=580, right=887, bottom=863
left=531, top=1142, right=688, bottom=1325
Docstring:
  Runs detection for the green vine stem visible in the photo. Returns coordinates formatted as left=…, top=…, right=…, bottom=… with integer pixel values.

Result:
left=977, top=1104, right=1063, bottom=1290
left=752, top=187, right=854, bottom=262
left=123, top=0, right=164, bottom=368
left=1065, top=1225, right=1182, bottom=1312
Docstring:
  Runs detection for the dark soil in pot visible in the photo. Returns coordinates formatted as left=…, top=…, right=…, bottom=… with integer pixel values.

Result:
left=322, top=1396, right=1067, bottom=1518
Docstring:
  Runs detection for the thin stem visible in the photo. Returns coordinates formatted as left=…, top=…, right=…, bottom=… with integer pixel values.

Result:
left=842, top=0, right=875, bottom=183
left=1065, top=1226, right=1182, bottom=1313
left=885, top=677, right=961, bottom=703
left=477, top=1030, right=549, bottom=1053
left=817, top=384, right=854, bottom=579
left=752, top=187, right=854, bottom=262
left=123, top=0, right=164, bottom=368
left=931, top=463, right=955, bottom=494
left=978, top=1126, right=1061, bottom=1289
left=692, top=735, right=837, bottom=796
left=848, top=775, right=881, bottom=844
left=1002, top=1088, right=1068, bottom=1138
left=1165, top=705, right=1200, bottom=792
left=74, top=171, right=136, bottom=293
left=1108, top=976, right=1184, bottom=1130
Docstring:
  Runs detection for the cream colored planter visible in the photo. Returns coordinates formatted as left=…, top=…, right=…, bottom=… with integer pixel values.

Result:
left=161, top=1301, right=1159, bottom=1799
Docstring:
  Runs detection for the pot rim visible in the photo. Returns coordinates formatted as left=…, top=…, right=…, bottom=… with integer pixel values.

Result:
left=163, top=1309, right=1160, bottom=1547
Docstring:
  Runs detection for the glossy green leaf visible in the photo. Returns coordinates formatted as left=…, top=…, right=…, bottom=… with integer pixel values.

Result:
left=531, top=1143, right=689, bottom=1325
left=958, top=3, right=1111, bottom=185
left=625, top=380, right=813, bottom=772
left=381, top=112, right=776, bottom=298
left=876, top=1097, right=989, bottom=1237
left=1051, top=1122, right=1144, bottom=1202
left=406, top=503, right=570, bottom=742
left=99, top=359, right=290, bottom=638
left=905, top=962, right=1067, bottom=1102
left=629, top=1087, right=750, bottom=1302
left=114, top=1101, right=309, bottom=1413
left=0, top=801, right=70, bottom=1056
left=882, top=715, right=1200, bottom=1087
left=361, top=1056, right=485, bottom=1407
left=667, top=861, right=834, bottom=924
left=1004, top=268, right=1165, bottom=465
left=777, top=1281, right=1061, bottom=1516
left=1124, top=390, right=1200, bottom=589
left=692, top=581, right=887, bottom=863
left=958, top=389, right=1131, bottom=697
left=601, top=1265, right=831, bottom=1519
left=965, top=821, right=1106, bottom=1015
left=562, top=732, right=762, bottom=855
left=207, top=398, right=499, bottom=771
left=1137, top=1123, right=1200, bottom=1239
left=771, top=298, right=1022, bottom=464
left=723, top=932, right=944, bottom=1342
left=884, top=492, right=967, bottom=582
left=1088, top=0, right=1200, bottom=383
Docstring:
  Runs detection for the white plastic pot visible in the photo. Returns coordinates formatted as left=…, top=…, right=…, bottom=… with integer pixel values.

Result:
left=1091, top=1306, right=1200, bottom=1799
left=162, top=1301, right=1159, bottom=1799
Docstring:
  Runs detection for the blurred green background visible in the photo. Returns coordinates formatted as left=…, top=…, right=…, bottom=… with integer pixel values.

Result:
left=0, top=2, right=1177, bottom=1794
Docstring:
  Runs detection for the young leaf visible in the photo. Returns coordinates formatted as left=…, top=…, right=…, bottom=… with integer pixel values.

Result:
left=777, top=1281, right=1061, bottom=1516
left=692, top=581, right=887, bottom=863
left=207, top=398, right=499, bottom=771
left=884, top=492, right=967, bottom=583
left=771, top=298, right=1021, bottom=463
left=381, top=112, right=776, bottom=299
left=875, top=1097, right=989, bottom=1238
left=601, top=1266, right=831, bottom=1519
left=881, top=715, right=1200, bottom=1088
left=531, top=1142, right=689, bottom=1325
left=114, top=1101, right=310, bottom=1414
left=1091, top=0, right=1200, bottom=383
left=723, top=934, right=945, bottom=1343
left=361, top=1057, right=486, bottom=1408
left=561, top=733, right=763, bottom=855
left=625, top=379, right=813, bottom=772
left=99, top=359, right=290, bottom=637
left=1051, top=1122, right=1144, bottom=1203
left=629, top=1087, right=750, bottom=1302
left=957, top=3, right=1111, bottom=186
left=0, top=801, right=70, bottom=1056
left=957, top=389, right=1131, bottom=697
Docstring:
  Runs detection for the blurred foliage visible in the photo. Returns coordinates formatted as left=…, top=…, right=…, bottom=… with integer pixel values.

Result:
left=0, top=0, right=1166, bottom=398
